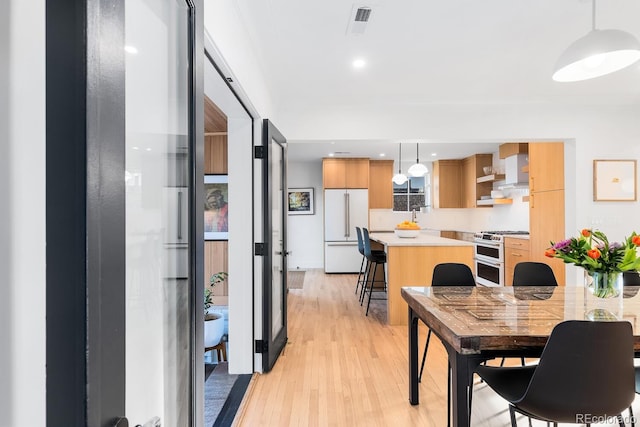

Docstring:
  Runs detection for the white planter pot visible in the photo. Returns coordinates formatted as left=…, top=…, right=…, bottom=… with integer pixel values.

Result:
left=204, top=311, right=224, bottom=348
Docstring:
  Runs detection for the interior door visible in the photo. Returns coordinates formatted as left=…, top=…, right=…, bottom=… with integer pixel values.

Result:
left=124, top=0, right=201, bottom=425
left=262, top=119, right=288, bottom=372
left=46, top=0, right=203, bottom=426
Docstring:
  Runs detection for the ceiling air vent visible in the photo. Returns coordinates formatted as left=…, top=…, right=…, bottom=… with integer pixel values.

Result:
left=347, top=5, right=373, bottom=35
left=354, top=7, right=371, bottom=22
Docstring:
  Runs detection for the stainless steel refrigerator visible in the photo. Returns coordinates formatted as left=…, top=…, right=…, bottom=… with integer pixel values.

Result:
left=324, top=188, right=369, bottom=273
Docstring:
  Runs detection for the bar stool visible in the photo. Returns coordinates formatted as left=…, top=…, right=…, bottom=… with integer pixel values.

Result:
left=360, top=228, right=387, bottom=316
left=354, top=227, right=368, bottom=296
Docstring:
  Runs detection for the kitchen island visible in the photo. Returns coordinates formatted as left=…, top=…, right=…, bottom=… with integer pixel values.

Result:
left=369, top=232, right=474, bottom=325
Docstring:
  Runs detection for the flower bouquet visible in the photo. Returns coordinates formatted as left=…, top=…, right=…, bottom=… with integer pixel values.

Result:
left=546, top=229, right=640, bottom=298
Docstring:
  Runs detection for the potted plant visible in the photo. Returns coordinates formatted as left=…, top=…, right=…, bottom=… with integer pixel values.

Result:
left=204, top=272, right=228, bottom=349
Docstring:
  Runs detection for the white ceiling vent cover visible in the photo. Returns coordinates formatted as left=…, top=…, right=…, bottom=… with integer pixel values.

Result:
left=347, top=5, right=373, bottom=35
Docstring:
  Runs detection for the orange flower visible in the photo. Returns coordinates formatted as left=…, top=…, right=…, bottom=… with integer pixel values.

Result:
left=544, top=248, right=556, bottom=258
left=633, top=235, right=640, bottom=246
left=587, top=248, right=601, bottom=259
left=581, top=229, right=591, bottom=237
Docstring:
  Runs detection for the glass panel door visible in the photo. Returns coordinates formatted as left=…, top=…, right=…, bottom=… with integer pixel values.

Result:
left=262, top=119, right=288, bottom=372
left=125, top=0, right=191, bottom=424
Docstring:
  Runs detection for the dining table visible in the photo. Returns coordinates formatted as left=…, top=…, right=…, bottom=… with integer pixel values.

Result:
left=401, top=285, right=640, bottom=427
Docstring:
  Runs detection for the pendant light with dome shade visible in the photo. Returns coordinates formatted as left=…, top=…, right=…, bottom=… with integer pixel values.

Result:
left=407, top=143, right=428, bottom=177
left=552, top=0, right=640, bottom=82
left=392, top=143, right=408, bottom=185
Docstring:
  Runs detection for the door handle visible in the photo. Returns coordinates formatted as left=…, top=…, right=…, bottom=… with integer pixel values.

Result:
left=344, top=193, right=348, bottom=237
left=177, top=190, right=183, bottom=240
left=113, top=418, right=129, bottom=427
left=346, top=192, right=350, bottom=237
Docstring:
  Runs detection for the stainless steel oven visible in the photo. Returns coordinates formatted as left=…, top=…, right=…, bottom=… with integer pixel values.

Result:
left=473, top=231, right=528, bottom=286
left=474, top=237, right=504, bottom=286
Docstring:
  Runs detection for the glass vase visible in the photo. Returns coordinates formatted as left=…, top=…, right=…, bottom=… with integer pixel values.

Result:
left=585, top=271, right=622, bottom=298
left=584, top=270, right=623, bottom=321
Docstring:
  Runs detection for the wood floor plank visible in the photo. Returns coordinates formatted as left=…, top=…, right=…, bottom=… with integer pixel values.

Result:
left=232, top=269, right=632, bottom=426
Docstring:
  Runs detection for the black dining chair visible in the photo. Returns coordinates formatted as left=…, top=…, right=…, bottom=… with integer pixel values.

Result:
left=476, top=320, right=635, bottom=427
left=360, top=227, right=387, bottom=316
left=354, top=227, right=368, bottom=296
left=512, top=262, right=558, bottom=286
left=502, top=262, right=559, bottom=367
left=627, top=367, right=640, bottom=427
left=419, top=263, right=476, bottom=382
left=624, top=270, right=640, bottom=286
left=419, top=263, right=476, bottom=427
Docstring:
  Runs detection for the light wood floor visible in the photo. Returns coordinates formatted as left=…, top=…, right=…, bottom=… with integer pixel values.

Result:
left=233, top=270, right=636, bottom=426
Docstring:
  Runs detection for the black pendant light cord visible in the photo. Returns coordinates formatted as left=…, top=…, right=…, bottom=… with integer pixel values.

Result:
left=398, top=144, right=402, bottom=173
left=416, top=143, right=420, bottom=163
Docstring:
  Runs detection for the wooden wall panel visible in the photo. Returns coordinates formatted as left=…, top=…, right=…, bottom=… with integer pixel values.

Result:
left=204, top=95, right=227, bottom=133
left=205, top=241, right=229, bottom=303
left=204, top=135, right=228, bottom=174
left=204, top=95, right=229, bottom=302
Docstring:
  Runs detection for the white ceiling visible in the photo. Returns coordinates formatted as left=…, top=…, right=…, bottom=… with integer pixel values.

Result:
left=231, top=0, right=640, bottom=161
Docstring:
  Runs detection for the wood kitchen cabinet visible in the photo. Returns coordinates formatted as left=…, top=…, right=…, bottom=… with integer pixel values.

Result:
left=461, top=154, right=492, bottom=208
left=528, top=142, right=564, bottom=192
left=528, top=142, right=565, bottom=284
left=432, top=159, right=462, bottom=208
left=323, top=158, right=369, bottom=189
left=368, top=160, right=393, bottom=209
left=504, top=237, right=530, bottom=285
left=529, top=189, right=565, bottom=285
left=499, top=142, right=528, bottom=159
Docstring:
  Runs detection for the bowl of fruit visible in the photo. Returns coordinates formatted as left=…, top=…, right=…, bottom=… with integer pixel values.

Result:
left=395, top=221, right=421, bottom=238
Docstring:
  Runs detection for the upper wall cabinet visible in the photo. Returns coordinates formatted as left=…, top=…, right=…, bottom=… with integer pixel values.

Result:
left=461, top=154, right=492, bottom=208
left=323, top=158, right=370, bottom=189
left=369, top=160, right=393, bottom=209
left=432, top=159, right=462, bottom=208
left=499, top=142, right=528, bottom=159
left=529, top=142, right=564, bottom=193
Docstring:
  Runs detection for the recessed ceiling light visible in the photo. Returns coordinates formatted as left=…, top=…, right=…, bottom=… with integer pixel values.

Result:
left=431, top=153, right=437, bottom=156
left=328, top=153, right=335, bottom=157
left=146, top=148, right=152, bottom=152
left=132, top=146, right=139, bottom=150
left=352, top=58, right=366, bottom=69
left=124, top=45, right=138, bottom=54
left=330, top=141, right=336, bottom=145
left=379, top=153, right=386, bottom=157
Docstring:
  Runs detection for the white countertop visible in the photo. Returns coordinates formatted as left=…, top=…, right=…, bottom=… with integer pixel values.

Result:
left=369, top=232, right=475, bottom=247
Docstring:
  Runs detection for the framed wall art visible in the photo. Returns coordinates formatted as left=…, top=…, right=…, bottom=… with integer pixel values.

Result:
left=593, top=159, right=637, bottom=202
left=204, top=175, right=229, bottom=240
left=287, top=188, right=315, bottom=215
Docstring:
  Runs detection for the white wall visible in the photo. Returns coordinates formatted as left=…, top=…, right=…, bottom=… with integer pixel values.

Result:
left=286, top=161, right=324, bottom=269
left=0, top=0, right=47, bottom=426
left=203, top=1, right=276, bottom=125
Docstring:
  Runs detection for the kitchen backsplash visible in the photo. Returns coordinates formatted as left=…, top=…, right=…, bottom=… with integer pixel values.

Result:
left=370, top=191, right=530, bottom=232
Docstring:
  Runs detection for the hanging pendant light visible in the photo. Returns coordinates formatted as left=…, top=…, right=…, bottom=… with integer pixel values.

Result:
left=552, top=0, right=640, bottom=82
left=392, top=143, right=408, bottom=185
left=407, top=143, right=428, bottom=177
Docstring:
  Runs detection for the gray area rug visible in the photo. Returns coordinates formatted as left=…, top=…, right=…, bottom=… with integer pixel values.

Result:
left=204, top=362, right=239, bottom=426
left=288, top=270, right=305, bottom=289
